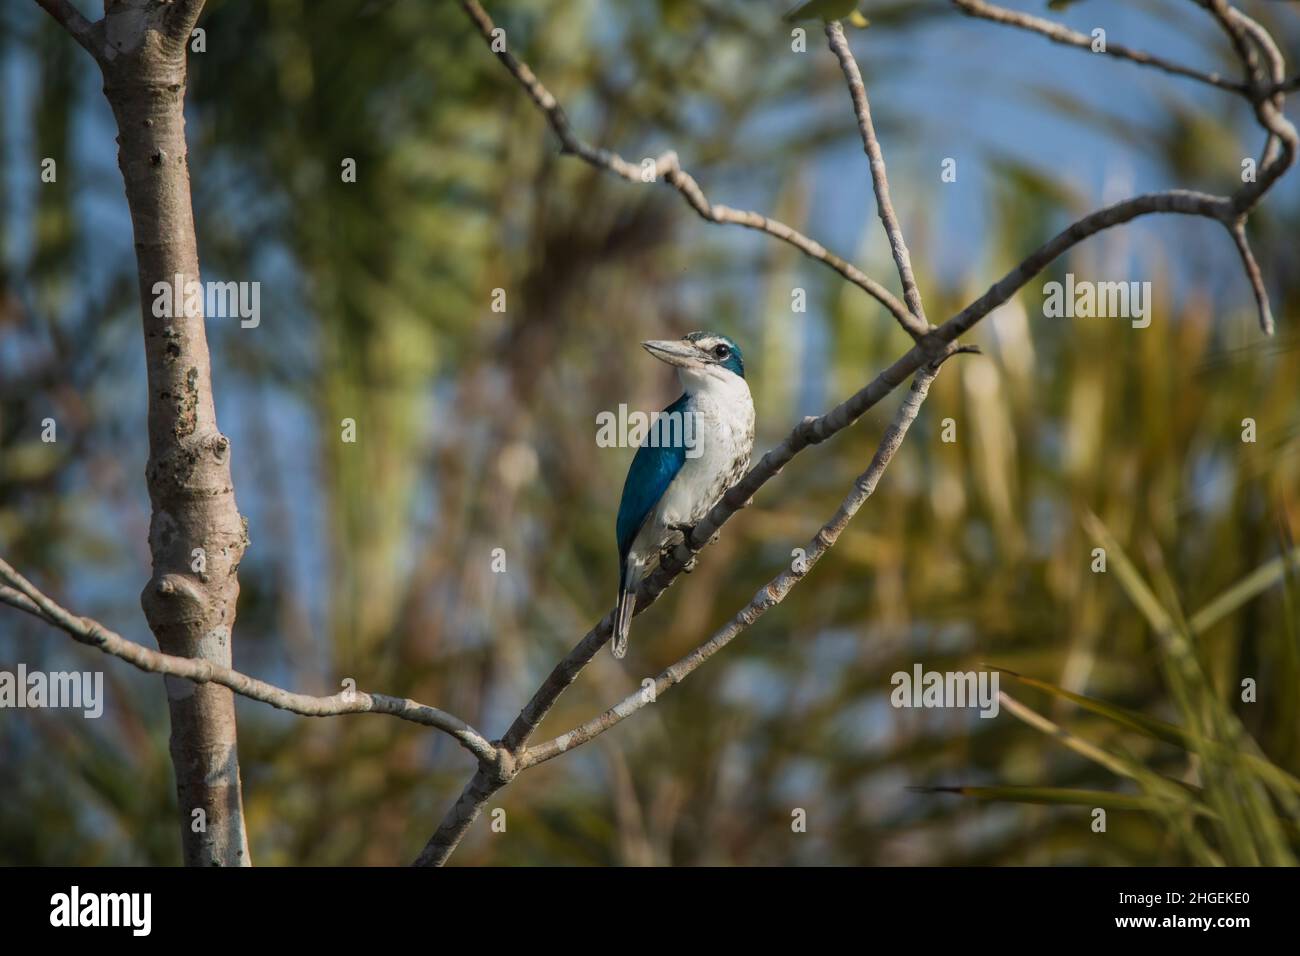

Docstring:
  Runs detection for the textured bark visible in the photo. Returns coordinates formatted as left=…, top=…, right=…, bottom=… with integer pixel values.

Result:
left=413, top=768, right=508, bottom=867
left=90, top=0, right=250, bottom=866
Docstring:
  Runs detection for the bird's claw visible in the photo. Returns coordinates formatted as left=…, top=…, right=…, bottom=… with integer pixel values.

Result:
left=659, top=540, right=681, bottom=567
left=662, top=523, right=706, bottom=573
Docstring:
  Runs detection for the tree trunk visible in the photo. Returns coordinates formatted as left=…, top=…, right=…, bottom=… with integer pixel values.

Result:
left=97, top=0, right=250, bottom=866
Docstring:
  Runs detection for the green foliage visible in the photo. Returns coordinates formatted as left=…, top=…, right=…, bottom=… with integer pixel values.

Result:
left=958, top=537, right=1300, bottom=865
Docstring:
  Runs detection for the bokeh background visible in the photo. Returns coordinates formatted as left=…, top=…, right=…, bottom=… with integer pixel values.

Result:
left=1, top=0, right=1298, bottom=865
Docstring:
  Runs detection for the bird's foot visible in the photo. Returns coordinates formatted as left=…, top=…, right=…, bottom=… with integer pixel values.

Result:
left=659, top=536, right=699, bottom=574
left=662, top=523, right=706, bottom=573
left=659, top=539, right=684, bottom=569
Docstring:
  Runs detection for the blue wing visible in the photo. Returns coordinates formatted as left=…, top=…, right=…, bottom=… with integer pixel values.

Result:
left=616, top=393, right=690, bottom=573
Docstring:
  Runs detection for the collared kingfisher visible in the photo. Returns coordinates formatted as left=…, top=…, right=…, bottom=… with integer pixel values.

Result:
left=613, top=332, right=755, bottom=659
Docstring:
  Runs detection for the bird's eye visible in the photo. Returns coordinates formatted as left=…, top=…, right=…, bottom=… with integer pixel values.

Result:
left=712, top=344, right=730, bottom=359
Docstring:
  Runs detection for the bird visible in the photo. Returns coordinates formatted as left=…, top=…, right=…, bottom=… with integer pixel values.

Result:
left=782, top=0, right=869, bottom=28
left=612, top=332, right=755, bottom=659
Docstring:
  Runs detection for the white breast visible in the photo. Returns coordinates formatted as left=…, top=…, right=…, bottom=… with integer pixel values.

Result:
left=629, top=368, right=755, bottom=569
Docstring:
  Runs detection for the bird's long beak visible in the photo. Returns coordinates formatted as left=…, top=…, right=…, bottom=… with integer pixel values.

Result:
left=642, top=339, right=700, bottom=368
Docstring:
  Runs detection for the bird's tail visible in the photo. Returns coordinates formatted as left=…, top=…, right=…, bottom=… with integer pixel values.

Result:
left=613, top=585, right=636, bottom=659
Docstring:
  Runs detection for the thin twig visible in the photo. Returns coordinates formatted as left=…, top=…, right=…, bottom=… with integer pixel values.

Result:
left=951, top=0, right=1248, bottom=94
left=0, top=557, right=497, bottom=765
left=825, top=21, right=930, bottom=328
left=0, top=585, right=43, bottom=618
left=1203, top=1, right=1299, bottom=213
left=1226, top=220, right=1275, bottom=336
left=458, top=0, right=926, bottom=340
left=1201, top=0, right=1261, bottom=86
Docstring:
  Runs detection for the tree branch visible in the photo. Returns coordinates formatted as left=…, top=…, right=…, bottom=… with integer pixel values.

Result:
left=1202, top=1, right=1299, bottom=213
left=33, top=0, right=103, bottom=59
left=458, top=0, right=926, bottom=341
left=1270, top=75, right=1300, bottom=97
left=0, top=557, right=498, bottom=765
left=1201, top=0, right=1261, bottom=85
left=951, top=0, right=1248, bottom=94
left=825, top=21, right=930, bottom=328
left=1226, top=220, right=1275, bottom=336
left=0, top=584, right=43, bottom=619
left=412, top=766, right=508, bottom=867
